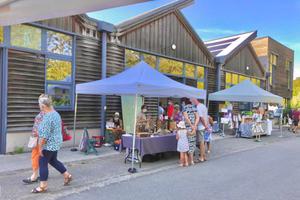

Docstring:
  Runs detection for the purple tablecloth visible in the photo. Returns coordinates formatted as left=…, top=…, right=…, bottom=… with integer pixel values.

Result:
left=121, top=134, right=177, bottom=158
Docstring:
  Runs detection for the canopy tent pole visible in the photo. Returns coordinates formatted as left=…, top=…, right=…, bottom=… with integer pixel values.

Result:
left=128, top=93, right=138, bottom=173
left=71, top=93, right=78, bottom=151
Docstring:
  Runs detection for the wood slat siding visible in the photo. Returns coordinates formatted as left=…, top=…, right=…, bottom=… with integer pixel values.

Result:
left=224, top=45, right=264, bottom=78
left=105, top=43, right=125, bottom=121
left=251, top=37, right=294, bottom=99
left=7, top=50, right=45, bottom=132
left=144, top=97, right=159, bottom=119
left=60, top=36, right=102, bottom=129
left=207, top=67, right=218, bottom=118
left=119, top=12, right=213, bottom=67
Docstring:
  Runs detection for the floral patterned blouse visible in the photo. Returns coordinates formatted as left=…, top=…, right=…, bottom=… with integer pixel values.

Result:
left=38, top=111, right=62, bottom=151
left=32, top=112, right=45, bottom=137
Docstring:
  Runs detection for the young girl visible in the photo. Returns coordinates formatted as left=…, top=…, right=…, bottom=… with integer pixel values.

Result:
left=204, top=116, right=213, bottom=154
left=176, top=121, right=189, bottom=167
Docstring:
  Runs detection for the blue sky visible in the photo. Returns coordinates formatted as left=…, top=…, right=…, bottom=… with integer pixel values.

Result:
left=88, top=0, right=300, bottom=79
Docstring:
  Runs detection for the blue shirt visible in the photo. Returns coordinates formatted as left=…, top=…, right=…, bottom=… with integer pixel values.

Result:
left=38, top=111, right=62, bottom=151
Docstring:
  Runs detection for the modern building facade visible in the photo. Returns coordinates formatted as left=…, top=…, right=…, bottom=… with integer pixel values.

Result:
left=0, top=0, right=295, bottom=153
left=251, top=37, right=294, bottom=105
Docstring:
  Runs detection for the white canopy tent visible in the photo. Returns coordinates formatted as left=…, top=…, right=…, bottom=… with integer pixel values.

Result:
left=0, top=0, right=150, bottom=26
left=208, top=80, right=283, bottom=104
left=75, top=61, right=206, bottom=172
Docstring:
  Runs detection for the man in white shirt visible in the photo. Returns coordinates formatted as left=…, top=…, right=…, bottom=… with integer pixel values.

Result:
left=191, top=98, right=208, bottom=162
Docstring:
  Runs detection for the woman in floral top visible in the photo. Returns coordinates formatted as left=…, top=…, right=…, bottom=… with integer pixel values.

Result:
left=31, top=94, right=72, bottom=194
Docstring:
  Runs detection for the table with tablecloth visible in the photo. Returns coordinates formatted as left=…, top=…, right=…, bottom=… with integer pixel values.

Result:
left=239, top=120, right=272, bottom=138
left=121, top=133, right=177, bottom=162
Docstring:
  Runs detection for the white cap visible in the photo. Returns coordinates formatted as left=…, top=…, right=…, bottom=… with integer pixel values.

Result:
left=177, top=121, right=186, bottom=129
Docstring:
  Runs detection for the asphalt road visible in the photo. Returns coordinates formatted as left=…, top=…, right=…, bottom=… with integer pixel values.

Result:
left=60, top=137, right=300, bottom=200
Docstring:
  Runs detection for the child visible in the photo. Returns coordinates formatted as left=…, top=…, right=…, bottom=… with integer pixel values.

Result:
left=176, top=121, right=189, bottom=167
left=232, top=111, right=242, bottom=137
left=204, top=116, right=214, bottom=154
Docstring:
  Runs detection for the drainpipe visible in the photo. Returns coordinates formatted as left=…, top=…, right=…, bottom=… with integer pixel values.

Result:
left=98, top=21, right=116, bottom=136
left=216, top=62, right=223, bottom=91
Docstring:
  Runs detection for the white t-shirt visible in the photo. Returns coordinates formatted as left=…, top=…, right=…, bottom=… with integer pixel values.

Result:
left=197, top=103, right=208, bottom=130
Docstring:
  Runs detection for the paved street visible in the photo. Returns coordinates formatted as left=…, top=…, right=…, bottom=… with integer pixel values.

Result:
left=0, top=129, right=299, bottom=200
left=61, top=134, right=300, bottom=200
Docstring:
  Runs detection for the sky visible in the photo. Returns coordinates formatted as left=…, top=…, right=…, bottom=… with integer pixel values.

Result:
left=88, top=0, right=300, bottom=79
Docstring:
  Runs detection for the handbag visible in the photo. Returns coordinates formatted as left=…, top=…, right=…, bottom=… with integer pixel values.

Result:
left=27, top=136, right=38, bottom=148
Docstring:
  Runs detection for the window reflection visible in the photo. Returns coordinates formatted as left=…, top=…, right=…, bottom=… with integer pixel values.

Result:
left=47, top=84, right=71, bottom=107
left=159, top=58, right=183, bottom=75
left=47, top=31, right=72, bottom=56
left=185, top=64, right=195, bottom=78
left=11, top=25, right=41, bottom=50
left=125, top=49, right=140, bottom=67
left=142, top=53, right=156, bottom=68
left=46, top=59, right=72, bottom=82
left=0, top=26, right=3, bottom=43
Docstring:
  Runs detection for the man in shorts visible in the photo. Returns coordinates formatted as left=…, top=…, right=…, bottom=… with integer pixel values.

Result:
left=191, top=98, right=208, bottom=162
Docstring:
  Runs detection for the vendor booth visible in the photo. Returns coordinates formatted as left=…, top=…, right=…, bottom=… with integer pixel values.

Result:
left=75, top=61, right=206, bottom=172
left=208, top=80, right=283, bottom=138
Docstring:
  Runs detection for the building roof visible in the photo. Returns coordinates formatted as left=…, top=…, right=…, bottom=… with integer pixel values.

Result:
left=116, top=0, right=194, bottom=33
left=114, top=0, right=213, bottom=63
left=204, top=31, right=257, bottom=63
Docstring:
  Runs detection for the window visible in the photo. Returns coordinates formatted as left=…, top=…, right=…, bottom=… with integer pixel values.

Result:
left=47, top=84, right=71, bottom=107
left=269, top=54, right=273, bottom=86
left=239, top=75, right=247, bottom=82
left=225, top=73, right=232, bottom=88
left=197, top=81, right=204, bottom=89
left=256, top=79, right=261, bottom=87
left=47, top=31, right=72, bottom=56
left=0, top=26, right=3, bottom=43
left=46, top=59, right=73, bottom=108
left=196, top=66, right=205, bottom=79
left=159, top=57, right=183, bottom=76
left=46, top=59, right=72, bottom=82
left=251, top=78, right=256, bottom=84
left=142, top=53, right=156, bottom=68
left=185, top=64, right=195, bottom=78
left=270, top=53, right=278, bottom=66
left=11, top=24, right=41, bottom=50
left=232, top=74, right=238, bottom=85
left=125, top=49, right=140, bottom=67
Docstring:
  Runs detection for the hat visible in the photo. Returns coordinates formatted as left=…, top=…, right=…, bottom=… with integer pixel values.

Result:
left=114, top=112, right=120, bottom=116
left=177, top=121, right=186, bottom=129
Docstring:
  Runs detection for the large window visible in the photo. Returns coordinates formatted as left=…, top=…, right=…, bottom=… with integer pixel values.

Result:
left=142, top=53, right=156, bottom=68
left=0, top=26, right=3, bottom=43
left=226, top=72, right=261, bottom=88
left=125, top=49, right=140, bottom=67
left=11, top=24, right=41, bottom=50
left=45, top=30, right=74, bottom=109
left=159, top=58, right=183, bottom=76
left=269, top=53, right=277, bottom=86
left=47, top=31, right=72, bottom=56
left=185, top=64, right=195, bottom=78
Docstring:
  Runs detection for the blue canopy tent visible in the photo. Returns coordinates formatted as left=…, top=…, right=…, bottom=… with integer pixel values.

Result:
left=74, top=61, right=206, bottom=172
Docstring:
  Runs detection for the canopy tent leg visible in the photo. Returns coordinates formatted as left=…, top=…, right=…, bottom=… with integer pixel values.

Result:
left=128, top=93, right=139, bottom=173
left=71, top=93, right=78, bottom=151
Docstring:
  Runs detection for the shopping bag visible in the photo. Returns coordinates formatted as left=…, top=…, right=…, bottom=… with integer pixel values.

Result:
left=27, top=136, right=38, bottom=148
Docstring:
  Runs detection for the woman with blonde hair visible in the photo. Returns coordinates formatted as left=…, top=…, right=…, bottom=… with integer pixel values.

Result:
left=31, top=94, right=72, bottom=193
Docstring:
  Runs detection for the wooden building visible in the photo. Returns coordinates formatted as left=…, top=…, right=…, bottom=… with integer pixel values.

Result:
left=251, top=37, right=294, bottom=105
left=205, top=31, right=266, bottom=112
left=0, top=0, right=215, bottom=153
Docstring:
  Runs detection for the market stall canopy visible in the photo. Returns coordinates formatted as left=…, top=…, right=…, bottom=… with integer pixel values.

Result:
left=76, top=61, right=206, bottom=99
left=208, top=80, right=283, bottom=104
left=0, top=0, right=150, bottom=26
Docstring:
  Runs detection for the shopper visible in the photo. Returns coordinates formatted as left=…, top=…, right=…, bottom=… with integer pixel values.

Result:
left=204, top=116, right=214, bottom=154
left=31, top=94, right=72, bottom=193
left=182, top=98, right=199, bottom=165
left=176, top=121, right=189, bottom=167
left=190, top=98, right=208, bottom=163
left=173, top=104, right=183, bottom=124
left=22, top=111, right=45, bottom=184
left=292, top=108, right=300, bottom=134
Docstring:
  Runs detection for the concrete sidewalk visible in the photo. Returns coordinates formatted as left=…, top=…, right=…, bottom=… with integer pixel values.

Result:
left=0, top=146, right=119, bottom=173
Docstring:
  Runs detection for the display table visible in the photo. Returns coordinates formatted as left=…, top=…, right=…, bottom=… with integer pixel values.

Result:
left=239, top=120, right=272, bottom=138
left=121, top=133, right=177, bottom=163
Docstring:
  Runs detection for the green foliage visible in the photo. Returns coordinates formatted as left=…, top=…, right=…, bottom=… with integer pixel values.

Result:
left=291, top=79, right=300, bottom=108
left=125, top=50, right=140, bottom=67
left=159, top=58, right=183, bottom=75
left=14, top=147, right=24, bottom=154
